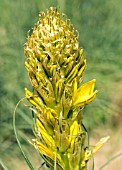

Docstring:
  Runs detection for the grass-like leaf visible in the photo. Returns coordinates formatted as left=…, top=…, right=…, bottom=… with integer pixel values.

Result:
left=13, top=97, right=35, bottom=170
left=98, top=152, right=122, bottom=170
left=0, top=159, right=9, bottom=170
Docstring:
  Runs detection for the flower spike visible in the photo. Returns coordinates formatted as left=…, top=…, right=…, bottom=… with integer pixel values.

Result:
left=24, top=7, right=109, bottom=170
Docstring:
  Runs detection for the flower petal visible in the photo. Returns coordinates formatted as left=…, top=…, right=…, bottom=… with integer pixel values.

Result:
left=83, top=136, right=110, bottom=162
left=93, top=136, right=110, bottom=154
left=72, top=79, right=98, bottom=107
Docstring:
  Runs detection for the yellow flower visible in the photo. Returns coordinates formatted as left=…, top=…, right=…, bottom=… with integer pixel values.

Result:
left=36, top=119, right=55, bottom=150
left=72, top=79, right=98, bottom=108
left=68, top=121, right=80, bottom=153
left=83, top=136, right=110, bottom=163
left=33, top=140, right=64, bottom=169
left=92, top=136, right=110, bottom=154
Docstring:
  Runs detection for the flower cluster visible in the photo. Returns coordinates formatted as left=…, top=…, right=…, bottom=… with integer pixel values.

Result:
left=24, top=7, right=109, bottom=170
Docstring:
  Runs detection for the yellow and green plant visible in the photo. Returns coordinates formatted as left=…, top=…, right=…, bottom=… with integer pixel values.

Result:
left=23, top=7, right=109, bottom=170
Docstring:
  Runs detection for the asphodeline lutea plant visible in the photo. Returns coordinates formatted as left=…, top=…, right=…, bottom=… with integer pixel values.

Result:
left=24, top=7, right=109, bottom=170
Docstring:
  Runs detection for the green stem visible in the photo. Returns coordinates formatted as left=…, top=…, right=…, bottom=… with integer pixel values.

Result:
left=61, top=153, right=70, bottom=170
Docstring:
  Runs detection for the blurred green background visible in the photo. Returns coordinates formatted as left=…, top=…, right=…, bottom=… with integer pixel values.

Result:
left=0, top=0, right=122, bottom=169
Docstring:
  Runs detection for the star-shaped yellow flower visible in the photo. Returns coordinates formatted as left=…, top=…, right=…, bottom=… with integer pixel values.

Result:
left=72, top=79, right=98, bottom=108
